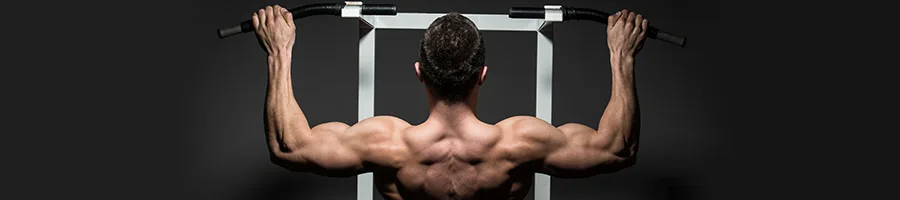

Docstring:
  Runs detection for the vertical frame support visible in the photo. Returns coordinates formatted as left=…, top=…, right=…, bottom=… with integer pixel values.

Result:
left=534, top=20, right=555, bottom=200
left=352, top=11, right=556, bottom=200
left=357, top=16, right=376, bottom=200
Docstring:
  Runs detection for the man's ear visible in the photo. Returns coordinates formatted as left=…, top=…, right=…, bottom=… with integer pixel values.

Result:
left=478, top=66, right=488, bottom=85
left=415, top=62, right=424, bottom=82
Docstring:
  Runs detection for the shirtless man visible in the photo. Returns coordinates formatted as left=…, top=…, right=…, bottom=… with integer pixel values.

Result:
left=254, top=5, right=646, bottom=200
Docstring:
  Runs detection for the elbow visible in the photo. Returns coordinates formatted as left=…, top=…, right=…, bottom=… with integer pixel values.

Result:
left=602, top=155, right=637, bottom=174
left=605, top=150, right=638, bottom=173
left=610, top=137, right=639, bottom=171
left=269, top=153, right=290, bottom=170
left=619, top=155, right=637, bottom=170
left=266, top=138, right=306, bottom=171
left=269, top=152, right=305, bottom=172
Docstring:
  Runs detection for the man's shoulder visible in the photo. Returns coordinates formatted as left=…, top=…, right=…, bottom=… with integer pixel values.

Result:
left=354, top=115, right=412, bottom=132
left=492, top=116, right=559, bottom=164
left=495, top=115, right=558, bottom=140
left=496, top=115, right=552, bottom=130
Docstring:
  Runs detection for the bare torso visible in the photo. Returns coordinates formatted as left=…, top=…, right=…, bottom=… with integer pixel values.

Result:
left=374, top=118, right=536, bottom=200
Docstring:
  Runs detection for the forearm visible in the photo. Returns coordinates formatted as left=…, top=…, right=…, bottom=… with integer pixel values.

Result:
left=598, top=54, right=640, bottom=159
left=265, top=52, right=310, bottom=153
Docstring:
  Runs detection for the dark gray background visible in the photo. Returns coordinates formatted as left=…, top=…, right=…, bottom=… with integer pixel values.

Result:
left=179, top=0, right=731, bottom=199
left=6, top=0, right=879, bottom=199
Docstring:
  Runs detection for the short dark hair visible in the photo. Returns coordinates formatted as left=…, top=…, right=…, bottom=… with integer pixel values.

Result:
left=419, top=13, right=485, bottom=103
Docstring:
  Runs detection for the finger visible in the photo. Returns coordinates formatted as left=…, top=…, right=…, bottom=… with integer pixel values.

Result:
left=633, top=14, right=643, bottom=35
left=640, top=19, right=648, bottom=38
left=265, top=6, right=275, bottom=26
left=625, top=11, right=636, bottom=32
left=257, top=9, right=266, bottom=28
left=637, top=19, right=648, bottom=51
left=252, top=13, right=260, bottom=30
left=608, top=11, right=621, bottom=30
left=284, top=11, right=294, bottom=27
left=273, top=5, right=284, bottom=25
left=617, top=10, right=628, bottom=28
left=283, top=8, right=294, bottom=27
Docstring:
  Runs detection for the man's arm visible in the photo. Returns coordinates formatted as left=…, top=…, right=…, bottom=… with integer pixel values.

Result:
left=255, top=5, right=408, bottom=177
left=514, top=9, right=646, bottom=178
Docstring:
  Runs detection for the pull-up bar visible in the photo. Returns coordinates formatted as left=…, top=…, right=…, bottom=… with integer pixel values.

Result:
left=214, top=2, right=686, bottom=200
left=216, top=2, right=687, bottom=48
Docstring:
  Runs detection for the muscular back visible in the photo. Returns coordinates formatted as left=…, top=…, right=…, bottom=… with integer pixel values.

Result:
left=362, top=116, right=565, bottom=200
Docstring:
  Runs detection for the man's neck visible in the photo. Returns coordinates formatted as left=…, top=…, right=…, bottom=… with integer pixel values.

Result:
left=426, top=100, right=478, bottom=126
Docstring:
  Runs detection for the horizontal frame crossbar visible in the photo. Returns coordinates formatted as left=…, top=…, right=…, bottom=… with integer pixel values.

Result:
left=361, top=12, right=548, bottom=31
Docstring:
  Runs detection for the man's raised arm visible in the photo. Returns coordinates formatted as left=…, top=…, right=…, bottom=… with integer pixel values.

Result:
left=255, top=5, right=408, bottom=177
left=525, top=9, right=646, bottom=178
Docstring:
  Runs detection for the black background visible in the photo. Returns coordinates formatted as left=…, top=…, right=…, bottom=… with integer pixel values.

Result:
left=4, top=0, right=885, bottom=199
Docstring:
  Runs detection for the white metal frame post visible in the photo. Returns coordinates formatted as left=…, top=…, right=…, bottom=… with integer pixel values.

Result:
left=348, top=5, right=560, bottom=200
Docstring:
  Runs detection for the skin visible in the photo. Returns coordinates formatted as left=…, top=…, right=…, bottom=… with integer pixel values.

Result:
left=254, top=5, right=647, bottom=200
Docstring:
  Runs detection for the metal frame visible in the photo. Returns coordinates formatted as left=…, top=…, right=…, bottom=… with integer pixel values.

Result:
left=346, top=4, right=560, bottom=200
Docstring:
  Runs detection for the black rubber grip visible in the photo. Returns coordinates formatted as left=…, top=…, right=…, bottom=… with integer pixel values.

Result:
left=647, top=27, right=686, bottom=47
left=361, top=4, right=397, bottom=15
left=509, top=7, right=546, bottom=19
left=218, top=21, right=253, bottom=39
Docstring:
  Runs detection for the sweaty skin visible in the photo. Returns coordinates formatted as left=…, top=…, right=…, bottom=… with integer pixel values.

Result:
left=253, top=5, right=647, bottom=200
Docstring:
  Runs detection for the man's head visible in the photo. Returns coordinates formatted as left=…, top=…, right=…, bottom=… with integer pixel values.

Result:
left=416, top=13, right=487, bottom=104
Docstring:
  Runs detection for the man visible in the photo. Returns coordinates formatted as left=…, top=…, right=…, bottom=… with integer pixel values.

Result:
left=254, top=5, right=647, bottom=200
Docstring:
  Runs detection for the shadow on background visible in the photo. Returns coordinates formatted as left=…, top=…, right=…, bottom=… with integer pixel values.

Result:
left=655, top=177, right=706, bottom=200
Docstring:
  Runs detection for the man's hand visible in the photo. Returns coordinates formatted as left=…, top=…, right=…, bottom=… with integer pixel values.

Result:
left=607, top=9, right=648, bottom=62
left=253, top=5, right=296, bottom=57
